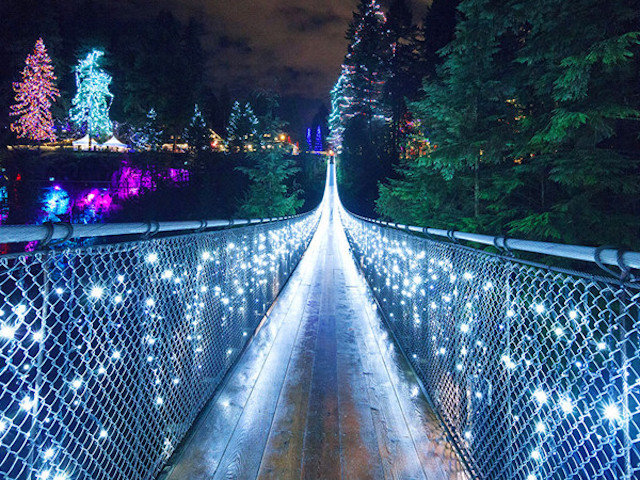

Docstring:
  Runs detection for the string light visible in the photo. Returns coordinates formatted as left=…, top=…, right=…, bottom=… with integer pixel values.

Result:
left=69, top=50, right=114, bottom=139
left=10, top=38, right=60, bottom=142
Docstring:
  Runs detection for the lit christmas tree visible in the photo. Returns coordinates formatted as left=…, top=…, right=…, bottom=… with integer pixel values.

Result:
left=328, top=68, right=350, bottom=151
left=328, top=0, right=392, bottom=151
left=227, top=101, right=259, bottom=151
left=69, top=50, right=114, bottom=141
left=183, top=104, right=209, bottom=152
left=306, top=127, right=313, bottom=151
left=314, top=125, right=323, bottom=151
left=9, top=38, right=60, bottom=142
left=131, top=108, right=163, bottom=151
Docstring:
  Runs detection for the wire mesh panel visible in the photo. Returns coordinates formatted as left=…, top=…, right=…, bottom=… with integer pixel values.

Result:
left=0, top=211, right=319, bottom=480
left=341, top=210, right=640, bottom=480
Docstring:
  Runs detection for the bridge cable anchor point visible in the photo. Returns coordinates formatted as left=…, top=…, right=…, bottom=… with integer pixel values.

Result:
left=196, top=220, right=208, bottom=233
left=493, top=235, right=515, bottom=259
left=594, top=245, right=638, bottom=284
left=143, top=220, right=160, bottom=239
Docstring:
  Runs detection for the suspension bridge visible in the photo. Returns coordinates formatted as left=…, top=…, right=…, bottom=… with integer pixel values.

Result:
left=0, top=164, right=638, bottom=479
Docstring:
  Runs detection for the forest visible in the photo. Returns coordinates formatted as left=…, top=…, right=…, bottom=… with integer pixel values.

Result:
left=332, top=0, right=640, bottom=249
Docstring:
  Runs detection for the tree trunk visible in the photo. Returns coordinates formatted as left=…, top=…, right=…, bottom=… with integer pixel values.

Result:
left=474, top=156, right=480, bottom=218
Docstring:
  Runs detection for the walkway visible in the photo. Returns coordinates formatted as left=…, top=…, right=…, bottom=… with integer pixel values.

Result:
left=160, top=167, right=467, bottom=479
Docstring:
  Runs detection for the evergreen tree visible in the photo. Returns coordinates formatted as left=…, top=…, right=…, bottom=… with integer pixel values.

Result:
left=416, top=0, right=460, bottom=81
left=314, top=125, right=323, bottom=151
left=236, top=151, right=302, bottom=217
left=131, top=108, right=163, bottom=151
left=227, top=101, right=259, bottom=151
left=329, top=0, right=393, bottom=150
left=328, top=68, right=350, bottom=151
left=10, top=38, right=60, bottom=142
left=183, top=104, right=209, bottom=153
left=379, top=0, right=517, bottom=225
left=501, top=0, right=640, bottom=245
left=69, top=49, right=114, bottom=140
left=385, top=0, right=420, bottom=155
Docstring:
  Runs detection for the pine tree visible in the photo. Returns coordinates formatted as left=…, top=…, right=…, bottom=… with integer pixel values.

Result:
left=314, top=125, right=323, bottom=151
left=183, top=104, right=209, bottom=153
left=385, top=0, right=419, bottom=155
left=9, top=38, right=60, bottom=142
left=328, top=68, right=350, bottom=151
left=131, top=108, right=163, bottom=151
left=383, top=0, right=517, bottom=224
left=227, top=101, right=259, bottom=151
left=236, top=150, right=302, bottom=217
left=328, top=0, right=393, bottom=152
left=502, top=0, right=640, bottom=245
left=69, top=49, right=114, bottom=140
left=343, top=0, right=393, bottom=129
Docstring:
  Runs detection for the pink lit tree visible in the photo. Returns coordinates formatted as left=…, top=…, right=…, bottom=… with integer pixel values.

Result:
left=10, top=38, right=60, bottom=142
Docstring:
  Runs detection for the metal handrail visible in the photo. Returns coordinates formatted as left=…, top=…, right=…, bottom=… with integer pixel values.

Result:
left=347, top=212, right=640, bottom=271
left=0, top=211, right=314, bottom=245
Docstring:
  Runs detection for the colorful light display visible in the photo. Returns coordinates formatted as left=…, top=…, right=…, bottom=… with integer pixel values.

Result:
left=69, top=50, right=114, bottom=139
left=328, top=0, right=392, bottom=151
left=9, top=38, right=60, bottom=142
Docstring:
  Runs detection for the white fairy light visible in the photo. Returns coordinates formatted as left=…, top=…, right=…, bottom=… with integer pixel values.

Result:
left=604, top=403, right=620, bottom=421
left=533, top=389, right=548, bottom=405
left=146, top=253, right=158, bottom=263
left=90, top=286, right=104, bottom=299
left=0, top=324, right=16, bottom=340
left=20, top=396, right=34, bottom=412
left=560, top=398, right=574, bottom=414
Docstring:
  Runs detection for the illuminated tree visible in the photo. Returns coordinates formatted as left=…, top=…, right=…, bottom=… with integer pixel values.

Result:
left=9, top=38, right=60, bottom=142
left=227, top=101, right=259, bottom=151
left=69, top=50, right=114, bottom=140
left=328, top=0, right=392, bottom=150
left=183, top=104, right=209, bottom=152
left=131, top=108, right=163, bottom=151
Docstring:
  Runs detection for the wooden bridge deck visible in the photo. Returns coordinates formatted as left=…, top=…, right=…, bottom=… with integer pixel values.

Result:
left=160, top=168, right=467, bottom=480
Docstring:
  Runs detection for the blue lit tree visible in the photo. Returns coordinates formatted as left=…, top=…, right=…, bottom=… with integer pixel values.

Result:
left=183, top=104, right=209, bottom=153
left=227, top=101, right=259, bottom=152
left=314, top=125, right=323, bottom=151
left=69, top=50, right=114, bottom=142
left=131, top=108, right=163, bottom=151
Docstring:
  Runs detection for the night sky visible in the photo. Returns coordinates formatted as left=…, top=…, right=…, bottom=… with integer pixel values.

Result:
left=160, top=0, right=431, bottom=102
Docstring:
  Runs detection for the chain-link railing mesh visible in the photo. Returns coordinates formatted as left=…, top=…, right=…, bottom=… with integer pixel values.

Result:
left=341, top=210, right=640, bottom=480
left=0, top=210, right=320, bottom=480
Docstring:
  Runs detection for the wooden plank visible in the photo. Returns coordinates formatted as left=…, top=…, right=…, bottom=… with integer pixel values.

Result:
left=210, top=250, right=320, bottom=479
left=300, top=263, right=341, bottom=479
left=164, top=217, right=321, bottom=480
left=335, top=212, right=468, bottom=480
left=332, top=217, right=427, bottom=480
left=334, top=266, right=386, bottom=480
left=256, top=268, right=323, bottom=478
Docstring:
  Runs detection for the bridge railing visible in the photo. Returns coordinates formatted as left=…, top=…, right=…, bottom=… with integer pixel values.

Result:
left=340, top=207, right=640, bottom=480
left=0, top=209, right=320, bottom=480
